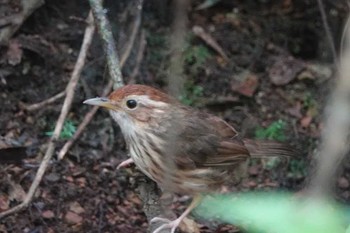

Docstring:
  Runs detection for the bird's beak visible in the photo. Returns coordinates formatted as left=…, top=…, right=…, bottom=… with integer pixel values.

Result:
left=83, top=97, right=118, bottom=110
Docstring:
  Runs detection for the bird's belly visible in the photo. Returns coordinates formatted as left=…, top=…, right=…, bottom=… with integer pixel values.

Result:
left=130, top=150, right=225, bottom=194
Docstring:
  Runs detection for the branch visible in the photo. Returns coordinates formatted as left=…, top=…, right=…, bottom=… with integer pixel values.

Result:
left=129, top=30, right=146, bottom=83
left=88, top=0, right=124, bottom=89
left=20, top=91, right=65, bottom=111
left=58, top=0, right=144, bottom=160
left=87, top=1, right=175, bottom=232
left=0, top=11, right=95, bottom=219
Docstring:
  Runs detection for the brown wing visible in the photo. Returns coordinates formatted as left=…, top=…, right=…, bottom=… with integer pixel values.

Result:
left=174, top=112, right=250, bottom=168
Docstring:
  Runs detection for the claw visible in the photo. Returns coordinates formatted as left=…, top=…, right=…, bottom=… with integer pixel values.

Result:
left=151, top=217, right=182, bottom=233
left=117, top=158, right=134, bottom=169
left=151, top=195, right=203, bottom=233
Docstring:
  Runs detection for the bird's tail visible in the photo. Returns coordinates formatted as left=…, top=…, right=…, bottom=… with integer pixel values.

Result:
left=243, top=139, right=299, bottom=158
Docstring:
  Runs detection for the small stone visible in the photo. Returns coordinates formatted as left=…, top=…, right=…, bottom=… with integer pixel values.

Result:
left=46, top=173, right=60, bottom=182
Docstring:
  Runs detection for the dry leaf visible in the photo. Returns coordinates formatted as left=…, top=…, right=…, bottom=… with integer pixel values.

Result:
left=180, top=217, right=200, bottom=233
left=7, top=176, right=26, bottom=202
left=231, top=72, right=259, bottom=97
left=269, top=55, right=305, bottom=86
left=65, top=211, right=83, bottom=224
left=300, top=115, right=312, bottom=128
left=6, top=39, right=23, bottom=65
left=0, top=195, right=9, bottom=211
left=69, top=201, right=85, bottom=214
left=42, top=210, right=55, bottom=219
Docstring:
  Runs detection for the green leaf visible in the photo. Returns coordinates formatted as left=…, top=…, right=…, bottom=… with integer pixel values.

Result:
left=197, top=192, right=348, bottom=233
left=255, top=120, right=286, bottom=141
left=45, top=120, right=76, bottom=139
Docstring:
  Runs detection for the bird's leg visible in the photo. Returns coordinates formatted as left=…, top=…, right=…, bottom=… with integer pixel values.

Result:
left=117, top=158, right=134, bottom=169
left=151, top=195, right=202, bottom=233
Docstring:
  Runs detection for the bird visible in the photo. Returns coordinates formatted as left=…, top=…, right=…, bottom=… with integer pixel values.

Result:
left=84, top=84, right=298, bottom=233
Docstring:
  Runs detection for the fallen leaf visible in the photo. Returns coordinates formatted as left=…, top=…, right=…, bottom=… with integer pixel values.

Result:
left=300, top=115, right=313, bottom=128
left=248, top=180, right=257, bottom=188
left=0, top=224, right=7, bottom=232
left=297, top=69, right=315, bottom=80
left=286, top=102, right=302, bottom=118
left=248, top=165, right=259, bottom=176
left=7, top=176, right=26, bottom=202
left=180, top=217, right=200, bottom=233
left=69, top=201, right=85, bottom=214
left=64, top=176, right=74, bottom=182
left=269, top=55, right=305, bottom=85
left=0, top=195, right=9, bottom=211
left=47, top=228, right=55, bottom=233
left=42, top=210, right=55, bottom=219
left=65, top=211, right=83, bottom=224
left=76, top=177, right=86, bottom=188
left=6, top=39, right=23, bottom=65
left=231, top=71, right=259, bottom=97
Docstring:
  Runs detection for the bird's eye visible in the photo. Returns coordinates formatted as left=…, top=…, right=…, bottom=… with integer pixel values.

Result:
left=126, top=99, right=137, bottom=109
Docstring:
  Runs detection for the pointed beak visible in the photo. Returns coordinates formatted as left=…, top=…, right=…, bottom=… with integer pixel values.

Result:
left=83, top=97, right=118, bottom=110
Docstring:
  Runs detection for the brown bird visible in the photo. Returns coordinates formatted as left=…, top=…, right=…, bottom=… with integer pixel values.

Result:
left=84, top=84, right=297, bottom=233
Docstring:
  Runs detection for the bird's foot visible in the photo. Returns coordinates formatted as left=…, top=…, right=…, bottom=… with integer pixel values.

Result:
left=151, top=216, right=182, bottom=233
left=117, top=158, right=134, bottom=169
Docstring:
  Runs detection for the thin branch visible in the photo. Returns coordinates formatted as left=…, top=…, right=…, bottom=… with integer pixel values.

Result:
left=0, top=11, right=95, bottom=219
left=167, top=0, right=189, bottom=96
left=88, top=0, right=124, bottom=89
left=129, top=30, right=146, bottom=83
left=317, top=0, right=338, bottom=64
left=88, top=1, right=176, bottom=232
left=20, top=91, right=65, bottom=111
left=192, top=25, right=229, bottom=62
left=57, top=80, right=113, bottom=160
left=120, top=0, right=143, bottom=66
left=58, top=0, right=144, bottom=160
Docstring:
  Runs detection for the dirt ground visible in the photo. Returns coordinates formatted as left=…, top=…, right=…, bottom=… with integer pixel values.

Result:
left=0, top=0, right=349, bottom=232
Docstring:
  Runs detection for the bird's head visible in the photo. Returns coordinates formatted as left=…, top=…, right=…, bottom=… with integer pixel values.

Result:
left=84, top=85, right=175, bottom=136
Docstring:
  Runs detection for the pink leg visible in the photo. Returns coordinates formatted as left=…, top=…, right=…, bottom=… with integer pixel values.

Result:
left=117, top=158, right=134, bottom=169
left=151, top=195, right=202, bottom=233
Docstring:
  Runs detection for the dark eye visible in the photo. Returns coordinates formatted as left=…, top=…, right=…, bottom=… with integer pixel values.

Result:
left=126, top=99, right=137, bottom=109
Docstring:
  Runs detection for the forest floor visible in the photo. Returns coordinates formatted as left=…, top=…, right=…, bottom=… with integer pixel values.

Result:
left=0, top=0, right=349, bottom=232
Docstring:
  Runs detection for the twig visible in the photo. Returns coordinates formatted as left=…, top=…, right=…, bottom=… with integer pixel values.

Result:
left=167, top=0, right=189, bottom=96
left=89, top=0, right=124, bottom=89
left=20, top=91, right=65, bottom=111
left=316, top=0, right=338, bottom=65
left=120, top=0, right=143, bottom=67
left=129, top=30, right=146, bottom=83
left=0, top=0, right=44, bottom=44
left=58, top=0, right=144, bottom=160
left=57, top=80, right=113, bottom=160
left=0, top=12, right=95, bottom=219
left=88, top=1, right=177, bottom=232
left=192, top=25, right=230, bottom=62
